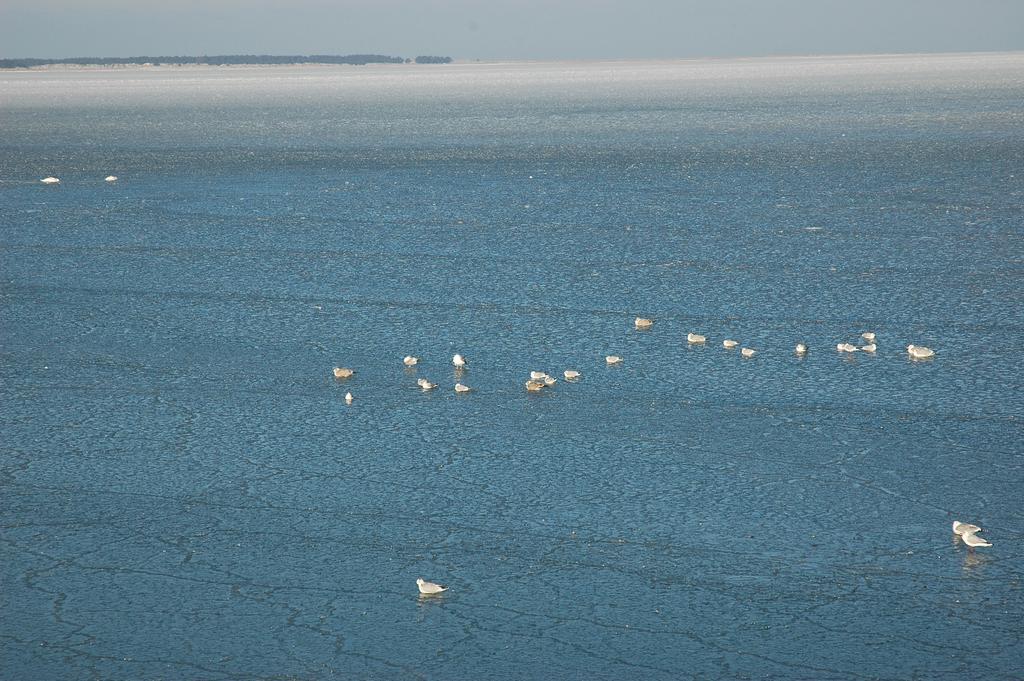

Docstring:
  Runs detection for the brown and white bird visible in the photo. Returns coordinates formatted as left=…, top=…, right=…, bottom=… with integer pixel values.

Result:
left=403, top=356, right=419, bottom=367
left=606, top=355, right=623, bottom=365
left=333, top=367, right=354, bottom=379
left=740, top=347, right=756, bottom=358
left=687, top=333, right=707, bottom=344
left=417, top=378, right=437, bottom=391
left=722, top=339, right=739, bottom=349
left=634, top=317, right=653, bottom=329
left=563, top=370, right=581, bottom=380
left=795, top=343, right=808, bottom=355
left=454, top=382, right=471, bottom=393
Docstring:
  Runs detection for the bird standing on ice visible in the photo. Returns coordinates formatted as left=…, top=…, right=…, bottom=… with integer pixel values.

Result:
left=907, top=344, right=935, bottom=359
left=952, top=521, right=982, bottom=536
left=452, top=354, right=467, bottom=368
left=417, top=578, right=448, bottom=595
left=961, top=532, right=992, bottom=549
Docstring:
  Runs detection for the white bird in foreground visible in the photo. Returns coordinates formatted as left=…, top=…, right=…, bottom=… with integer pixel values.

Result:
left=454, top=382, right=471, bottom=393
left=530, top=371, right=547, bottom=380
left=452, top=354, right=467, bottom=368
left=961, top=532, right=992, bottom=549
left=722, top=339, right=739, bottom=349
left=907, top=344, right=935, bottom=359
left=40, top=176, right=60, bottom=184
left=606, top=355, right=623, bottom=365
left=333, top=367, right=354, bottom=378
left=861, top=332, right=876, bottom=342
left=105, top=175, right=118, bottom=182
left=836, top=343, right=859, bottom=353
left=740, top=347, right=756, bottom=358
left=952, top=521, right=982, bottom=536
left=861, top=343, right=877, bottom=353
left=417, top=578, right=448, bottom=595
left=563, top=370, right=581, bottom=380
left=542, top=375, right=557, bottom=386
left=417, top=378, right=437, bottom=391
left=687, top=333, right=707, bottom=344
left=344, top=392, right=353, bottom=404
left=634, top=317, right=653, bottom=329
left=795, top=343, right=807, bottom=355
left=403, top=356, right=419, bottom=366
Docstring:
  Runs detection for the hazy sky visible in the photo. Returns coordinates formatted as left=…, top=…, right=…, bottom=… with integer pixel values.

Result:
left=1, top=0, right=1022, bottom=60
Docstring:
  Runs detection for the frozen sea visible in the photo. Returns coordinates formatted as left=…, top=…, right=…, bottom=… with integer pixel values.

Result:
left=1, top=53, right=1023, bottom=680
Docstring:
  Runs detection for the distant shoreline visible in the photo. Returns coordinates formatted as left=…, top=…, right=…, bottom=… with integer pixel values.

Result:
left=0, top=54, right=453, bottom=69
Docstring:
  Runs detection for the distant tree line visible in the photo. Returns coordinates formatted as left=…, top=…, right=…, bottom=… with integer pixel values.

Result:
left=0, top=54, right=454, bottom=68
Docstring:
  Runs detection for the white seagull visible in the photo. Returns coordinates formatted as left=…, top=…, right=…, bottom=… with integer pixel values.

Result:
left=861, top=332, right=876, bottom=342
left=403, top=356, right=419, bottom=366
left=952, top=521, right=982, bottom=536
left=722, top=339, right=739, bottom=349
left=907, top=344, right=935, bottom=359
left=417, top=578, right=448, bottom=595
left=417, top=378, right=437, bottom=391
left=740, top=347, right=756, bottom=358
left=606, top=355, right=623, bottom=365
left=563, top=370, right=581, bottom=380
left=961, top=532, right=992, bottom=549
left=454, top=382, right=471, bottom=393
left=634, top=317, right=653, bottom=329
left=105, top=175, right=118, bottom=182
left=344, top=392, right=353, bottom=404
left=687, top=333, right=707, bottom=344
left=795, top=343, right=807, bottom=355
left=40, top=177, right=60, bottom=184
left=452, top=354, right=467, bottom=368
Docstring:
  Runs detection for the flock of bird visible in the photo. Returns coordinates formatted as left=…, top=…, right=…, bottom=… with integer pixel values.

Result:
left=33, top=175, right=984, bottom=598
left=331, top=317, right=937, bottom=405
left=330, top=316, right=956, bottom=596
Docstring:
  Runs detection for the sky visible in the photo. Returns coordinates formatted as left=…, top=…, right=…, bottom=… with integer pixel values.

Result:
left=1, top=0, right=1022, bottom=60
